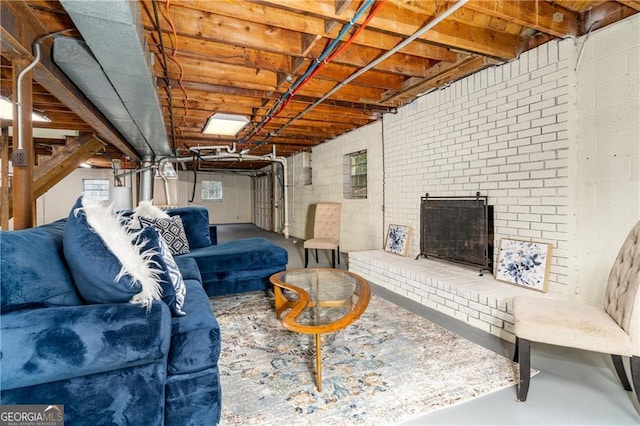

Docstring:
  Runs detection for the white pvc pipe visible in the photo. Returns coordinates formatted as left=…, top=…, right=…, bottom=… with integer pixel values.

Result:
left=173, top=152, right=290, bottom=238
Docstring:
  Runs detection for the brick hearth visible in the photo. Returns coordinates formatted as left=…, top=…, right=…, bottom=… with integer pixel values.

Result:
left=349, top=250, right=548, bottom=342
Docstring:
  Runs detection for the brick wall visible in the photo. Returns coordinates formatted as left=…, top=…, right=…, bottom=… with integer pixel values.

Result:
left=383, top=38, right=573, bottom=293
left=284, top=16, right=639, bottom=337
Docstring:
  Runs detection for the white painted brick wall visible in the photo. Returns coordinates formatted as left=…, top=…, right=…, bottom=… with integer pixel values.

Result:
left=383, top=39, right=572, bottom=293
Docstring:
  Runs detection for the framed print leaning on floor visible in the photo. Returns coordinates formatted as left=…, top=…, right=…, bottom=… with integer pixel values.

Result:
left=384, top=224, right=411, bottom=256
left=495, top=239, right=552, bottom=292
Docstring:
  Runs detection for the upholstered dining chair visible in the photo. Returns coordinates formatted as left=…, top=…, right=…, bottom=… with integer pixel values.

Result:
left=513, top=220, right=640, bottom=408
left=304, top=202, right=342, bottom=268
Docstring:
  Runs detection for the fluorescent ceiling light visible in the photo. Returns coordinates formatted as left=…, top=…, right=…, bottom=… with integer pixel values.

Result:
left=0, top=98, right=51, bottom=122
left=79, top=162, right=92, bottom=168
left=203, top=113, right=249, bottom=136
left=7, top=127, right=79, bottom=139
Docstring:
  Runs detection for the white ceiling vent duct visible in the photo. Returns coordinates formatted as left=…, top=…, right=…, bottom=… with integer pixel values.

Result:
left=55, top=0, right=170, bottom=158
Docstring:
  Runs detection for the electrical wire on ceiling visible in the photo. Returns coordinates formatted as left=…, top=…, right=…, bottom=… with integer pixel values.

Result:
left=241, top=0, right=381, bottom=146
left=251, top=0, right=470, bottom=152
left=151, top=0, right=178, bottom=154
left=161, top=0, right=191, bottom=149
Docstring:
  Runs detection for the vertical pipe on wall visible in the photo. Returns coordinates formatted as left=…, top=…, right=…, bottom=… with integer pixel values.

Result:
left=139, top=155, right=154, bottom=202
left=1, top=127, right=9, bottom=229
left=12, top=58, right=34, bottom=229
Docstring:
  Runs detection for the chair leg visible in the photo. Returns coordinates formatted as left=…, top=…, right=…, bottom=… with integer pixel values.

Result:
left=315, top=249, right=318, bottom=262
left=516, top=337, right=531, bottom=402
left=331, top=250, right=336, bottom=268
left=337, top=246, right=340, bottom=265
left=631, top=356, right=640, bottom=406
left=612, top=354, right=633, bottom=391
left=304, top=248, right=309, bottom=268
left=513, top=337, right=519, bottom=363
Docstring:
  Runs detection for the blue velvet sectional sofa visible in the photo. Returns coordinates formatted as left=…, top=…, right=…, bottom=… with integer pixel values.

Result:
left=0, top=203, right=287, bottom=425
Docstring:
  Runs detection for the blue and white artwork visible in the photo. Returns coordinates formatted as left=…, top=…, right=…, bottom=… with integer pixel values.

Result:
left=496, top=239, right=552, bottom=292
left=384, top=225, right=411, bottom=256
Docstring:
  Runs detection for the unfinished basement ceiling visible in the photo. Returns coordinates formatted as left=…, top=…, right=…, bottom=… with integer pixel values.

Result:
left=1, top=0, right=639, bottom=170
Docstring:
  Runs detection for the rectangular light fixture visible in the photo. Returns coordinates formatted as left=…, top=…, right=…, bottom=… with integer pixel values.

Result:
left=0, top=97, right=51, bottom=122
left=202, top=113, right=249, bottom=136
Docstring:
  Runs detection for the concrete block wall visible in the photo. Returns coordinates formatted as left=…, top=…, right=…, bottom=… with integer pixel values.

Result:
left=286, top=121, right=384, bottom=253
left=383, top=38, right=573, bottom=294
left=573, top=15, right=640, bottom=303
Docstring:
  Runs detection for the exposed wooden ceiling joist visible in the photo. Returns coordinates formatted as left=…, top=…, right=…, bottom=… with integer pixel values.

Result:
left=0, top=0, right=637, bottom=171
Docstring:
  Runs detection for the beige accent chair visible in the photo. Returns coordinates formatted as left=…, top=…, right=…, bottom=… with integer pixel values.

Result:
left=513, top=220, right=640, bottom=408
left=304, top=203, right=341, bottom=268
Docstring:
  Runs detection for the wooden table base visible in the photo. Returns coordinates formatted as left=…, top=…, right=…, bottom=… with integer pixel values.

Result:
left=315, top=333, right=322, bottom=391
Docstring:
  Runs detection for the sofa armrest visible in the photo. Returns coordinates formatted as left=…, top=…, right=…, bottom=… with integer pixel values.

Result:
left=173, top=256, right=203, bottom=284
left=209, top=225, right=217, bottom=245
left=1, top=301, right=171, bottom=390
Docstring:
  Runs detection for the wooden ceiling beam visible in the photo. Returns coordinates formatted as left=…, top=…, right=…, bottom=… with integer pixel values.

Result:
left=0, top=1, right=138, bottom=160
left=583, top=1, right=639, bottom=32
left=141, top=6, right=441, bottom=77
left=256, top=0, right=522, bottom=59
left=33, top=132, right=107, bottom=198
left=156, top=78, right=393, bottom=114
left=457, top=0, right=579, bottom=38
left=157, top=0, right=458, bottom=62
left=617, top=0, right=640, bottom=12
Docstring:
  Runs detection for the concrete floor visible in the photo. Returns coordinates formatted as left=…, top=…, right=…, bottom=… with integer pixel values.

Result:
left=217, top=223, right=640, bottom=425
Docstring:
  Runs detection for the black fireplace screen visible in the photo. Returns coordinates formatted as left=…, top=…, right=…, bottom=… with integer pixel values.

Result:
left=417, top=193, right=493, bottom=272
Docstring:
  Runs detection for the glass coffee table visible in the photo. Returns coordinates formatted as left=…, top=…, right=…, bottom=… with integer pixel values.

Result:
left=269, top=268, right=371, bottom=391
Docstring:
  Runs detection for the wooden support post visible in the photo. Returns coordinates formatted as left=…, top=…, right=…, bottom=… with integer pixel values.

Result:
left=12, top=58, right=34, bottom=229
left=1, top=126, right=9, bottom=229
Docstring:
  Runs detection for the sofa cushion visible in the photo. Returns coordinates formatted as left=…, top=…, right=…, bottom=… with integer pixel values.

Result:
left=139, top=216, right=190, bottom=256
left=168, top=281, right=221, bottom=375
left=173, top=256, right=202, bottom=283
left=180, top=238, right=288, bottom=273
left=166, top=206, right=212, bottom=249
left=1, top=301, right=171, bottom=390
left=63, top=197, right=163, bottom=309
left=200, top=266, right=287, bottom=297
left=0, top=220, right=81, bottom=311
left=179, top=238, right=288, bottom=296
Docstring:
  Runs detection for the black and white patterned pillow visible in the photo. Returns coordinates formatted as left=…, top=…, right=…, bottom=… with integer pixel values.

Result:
left=139, top=216, right=190, bottom=255
left=156, top=235, right=186, bottom=316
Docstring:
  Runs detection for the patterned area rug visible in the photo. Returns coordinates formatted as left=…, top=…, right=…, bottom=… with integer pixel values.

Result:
left=211, top=291, right=523, bottom=425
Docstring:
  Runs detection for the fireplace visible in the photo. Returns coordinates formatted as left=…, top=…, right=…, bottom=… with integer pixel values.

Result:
left=417, top=193, right=493, bottom=274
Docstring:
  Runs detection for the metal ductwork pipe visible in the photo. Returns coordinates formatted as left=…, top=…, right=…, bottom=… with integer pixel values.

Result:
left=139, top=155, right=154, bottom=202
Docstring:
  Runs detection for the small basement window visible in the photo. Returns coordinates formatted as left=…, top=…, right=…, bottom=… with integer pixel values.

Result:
left=201, top=180, right=223, bottom=200
left=82, top=179, right=109, bottom=201
left=343, top=150, right=367, bottom=199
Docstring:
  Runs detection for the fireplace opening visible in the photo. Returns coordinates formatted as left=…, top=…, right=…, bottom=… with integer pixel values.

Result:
left=417, top=193, right=493, bottom=274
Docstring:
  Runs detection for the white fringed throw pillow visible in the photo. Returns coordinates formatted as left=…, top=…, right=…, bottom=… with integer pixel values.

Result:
left=77, top=197, right=164, bottom=309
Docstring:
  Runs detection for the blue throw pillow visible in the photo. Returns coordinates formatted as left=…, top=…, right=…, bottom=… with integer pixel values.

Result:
left=166, top=207, right=212, bottom=249
left=1, top=220, right=82, bottom=311
left=63, top=197, right=164, bottom=309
